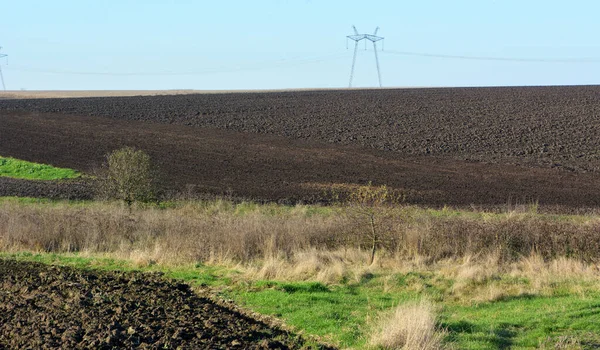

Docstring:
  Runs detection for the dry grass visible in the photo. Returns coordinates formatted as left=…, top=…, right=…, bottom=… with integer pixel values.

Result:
left=426, top=251, right=600, bottom=302
left=2, top=200, right=600, bottom=289
left=0, top=201, right=348, bottom=266
left=509, top=254, right=600, bottom=296
left=538, top=336, right=584, bottom=349
left=244, top=248, right=374, bottom=284
left=369, top=300, right=446, bottom=350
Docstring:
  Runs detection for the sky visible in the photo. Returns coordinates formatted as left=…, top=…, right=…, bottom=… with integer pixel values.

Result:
left=1, top=0, right=600, bottom=90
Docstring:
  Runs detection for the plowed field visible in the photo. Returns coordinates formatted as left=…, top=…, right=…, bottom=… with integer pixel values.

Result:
left=0, top=259, right=324, bottom=349
left=1, top=86, right=600, bottom=208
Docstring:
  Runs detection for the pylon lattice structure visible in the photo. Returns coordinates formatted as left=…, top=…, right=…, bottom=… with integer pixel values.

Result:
left=346, top=26, right=384, bottom=88
left=0, top=47, right=7, bottom=91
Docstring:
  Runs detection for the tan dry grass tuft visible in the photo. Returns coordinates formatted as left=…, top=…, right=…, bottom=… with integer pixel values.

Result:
left=126, top=248, right=160, bottom=268
left=369, top=300, right=446, bottom=350
left=387, top=255, right=431, bottom=274
left=434, top=254, right=502, bottom=300
left=510, top=254, right=600, bottom=295
left=513, top=254, right=600, bottom=281
left=251, top=257, right=288, bottom=280
left=538, top=335, right=583, bottom=349
left=292, top=249, right=349, bottom=283
left=244, top=249, right=368, bottom=283
left=437, top=254, right=500, bottom=280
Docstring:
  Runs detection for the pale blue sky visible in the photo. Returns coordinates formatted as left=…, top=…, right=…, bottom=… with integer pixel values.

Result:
left=1, top=0, right=599, bottom=90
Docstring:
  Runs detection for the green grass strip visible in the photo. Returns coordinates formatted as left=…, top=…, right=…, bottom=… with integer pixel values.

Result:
left=0, top=156, right=80, bottom=180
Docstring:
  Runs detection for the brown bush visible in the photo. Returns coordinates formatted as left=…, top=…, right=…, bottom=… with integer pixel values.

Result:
left=96, top=147, right=157, bottom=205
left=0, top=201, right=348, bottom=264
left=1, top=200, right=600, bottom=266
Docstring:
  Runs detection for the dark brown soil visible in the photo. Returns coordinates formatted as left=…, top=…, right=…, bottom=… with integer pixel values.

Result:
left=1, top=86, right=600, bottom=209
left=0, top=259, right=327, bottom=349
left=2, top=110, right=600, bottom=208
left=2, top=86, right=600, bottom=172
left=0, top=177, right=93, bottom=200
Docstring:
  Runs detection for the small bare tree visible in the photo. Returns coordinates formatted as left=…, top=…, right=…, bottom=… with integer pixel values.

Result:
left=347, top=182, right=399, bottom=265
left=96, top=147, right=157, bottom=206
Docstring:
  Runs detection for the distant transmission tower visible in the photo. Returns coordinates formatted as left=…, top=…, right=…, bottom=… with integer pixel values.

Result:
left=0, top=47, right=7, bottom=91
left=346, top=26, right=384, bottom=88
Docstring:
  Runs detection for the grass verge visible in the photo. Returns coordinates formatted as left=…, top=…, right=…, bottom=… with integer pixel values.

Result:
left=3, top=251, right=600, bottom=349
left=0, top=156, right=80, bottom=180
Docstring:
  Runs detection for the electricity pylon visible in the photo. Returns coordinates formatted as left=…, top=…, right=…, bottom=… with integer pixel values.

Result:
left=346, top=26, right=384, bottom=88
left=0, top=47, right=7, bottom=91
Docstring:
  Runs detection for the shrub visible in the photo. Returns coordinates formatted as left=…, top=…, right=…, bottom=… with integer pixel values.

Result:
left=96, top=147, right=157, bottom=205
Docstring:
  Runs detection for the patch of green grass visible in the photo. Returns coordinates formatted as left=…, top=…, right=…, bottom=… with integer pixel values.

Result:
left=443, top=295, right=600, bottom=349
left=227, top=280, right=413, bottom=347
left=0, top=156, right=81, bottom=180
left=224, top=277, right=600, bottom=349
left=225, top=272, right=456, bottom=347
left=0, top=196, right=55, bottom=204
left=0, top=251, right=129, bottom=270
left=0, top=196, right=94, bottom=207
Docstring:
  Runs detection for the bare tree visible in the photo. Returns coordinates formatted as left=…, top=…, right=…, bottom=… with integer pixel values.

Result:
left=347, top=182, right=399, bottom=265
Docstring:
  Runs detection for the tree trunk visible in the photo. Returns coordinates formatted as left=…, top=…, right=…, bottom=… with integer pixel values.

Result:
left=369, top=214, right=377, bottom=265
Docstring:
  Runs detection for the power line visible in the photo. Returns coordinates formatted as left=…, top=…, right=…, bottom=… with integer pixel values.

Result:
left=383, top=50, right=600, bottom=63
left=0, top=47, right=7, bottom=91
left=4, top=52, right=349, bottom=77
left=6, top=46, right=600, bottom=82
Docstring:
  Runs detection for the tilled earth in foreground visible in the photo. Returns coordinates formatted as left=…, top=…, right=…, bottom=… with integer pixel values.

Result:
left=0, top=259, right=323, bottom=349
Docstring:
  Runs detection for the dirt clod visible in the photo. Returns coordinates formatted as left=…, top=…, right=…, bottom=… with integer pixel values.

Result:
left=0, top=259, right=323, bottom=349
